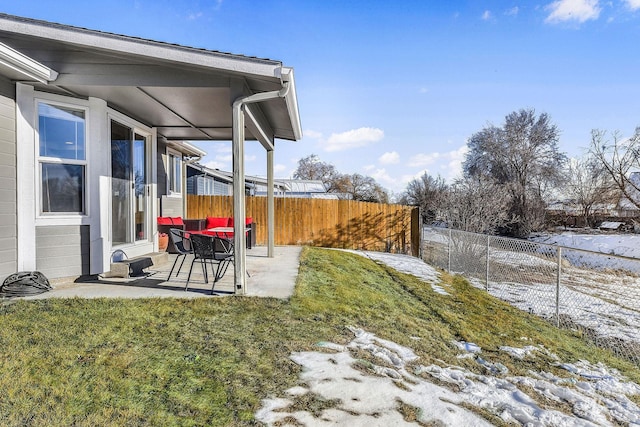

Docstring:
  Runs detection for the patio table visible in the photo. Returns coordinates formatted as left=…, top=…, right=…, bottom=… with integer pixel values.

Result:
left=191, top=227, right=252, bottom=248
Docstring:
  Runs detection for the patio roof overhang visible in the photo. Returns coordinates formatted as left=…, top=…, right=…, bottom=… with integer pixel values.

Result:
left=0, top=13, right=302, bottom=149
left=0, top=13, right=303, bottom=293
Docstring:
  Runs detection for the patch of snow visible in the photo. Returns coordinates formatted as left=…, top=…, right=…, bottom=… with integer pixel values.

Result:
left=342, top=249, right=446, bottom=294
left=500, top=345, right=539, bottom=359
left=257, top=328, right=640, bottom=426
left=452, top=340, right=482, bottom=353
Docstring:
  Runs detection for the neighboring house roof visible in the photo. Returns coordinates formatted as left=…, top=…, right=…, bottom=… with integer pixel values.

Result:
left=0, top=13, right=302, bottom=144
left=167, top=141, right=207, bottom=158
left=600, top=221, right=625, bottom=230
left=187, top=163, right=289, bottom=191
left=278, top=179, right=328, bottom=194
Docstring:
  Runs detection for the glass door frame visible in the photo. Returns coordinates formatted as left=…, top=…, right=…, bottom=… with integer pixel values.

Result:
left=109, top=116, right=152, bottom=248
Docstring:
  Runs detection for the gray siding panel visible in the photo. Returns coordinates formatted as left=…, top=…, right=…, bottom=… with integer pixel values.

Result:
left=36, top=225, right=90, bottom=279
left=0, top=91, right=16, bottom=284
left=160, top=195, right=183, bottom=217
left=157, top=139, right=168, bottom=197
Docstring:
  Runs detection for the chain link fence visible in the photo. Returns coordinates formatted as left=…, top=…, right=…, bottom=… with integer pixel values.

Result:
left=423, top=227, right=640, bottom=365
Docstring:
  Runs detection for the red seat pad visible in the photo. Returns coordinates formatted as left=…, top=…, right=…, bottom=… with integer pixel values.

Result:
left=205, top=217, right=229, bottom=229
left=157, top=217, right=173, bottom=225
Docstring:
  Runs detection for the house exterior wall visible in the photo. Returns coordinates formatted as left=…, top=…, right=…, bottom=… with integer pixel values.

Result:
left=15, top=86, right=159, bottom=279
left=36, top=225, right=90, bottom=278
left=0, top=77, right=17, bottom=283
left=157, top=138, right=184, bottom=217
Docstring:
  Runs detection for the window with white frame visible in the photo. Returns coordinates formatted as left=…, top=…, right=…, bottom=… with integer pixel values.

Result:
left=167, top=149, right=182, bottom=196
left=38, top=102, right=87, bottom=214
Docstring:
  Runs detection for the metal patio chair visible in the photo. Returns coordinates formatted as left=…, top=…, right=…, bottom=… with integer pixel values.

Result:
left=186, top=233, right=234, bottom=293
left=167, top=228, right=192, bottom=279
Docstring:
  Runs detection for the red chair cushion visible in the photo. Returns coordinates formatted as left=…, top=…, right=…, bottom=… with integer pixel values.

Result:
left=157, top=217, right=172, bottom=225
left=206, top=217, right=230, bottom=229
left=171, top=217, right=184, bottom=226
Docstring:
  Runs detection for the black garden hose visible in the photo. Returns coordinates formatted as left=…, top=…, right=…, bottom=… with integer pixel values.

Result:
left=0, top=271, right=52, bottom=298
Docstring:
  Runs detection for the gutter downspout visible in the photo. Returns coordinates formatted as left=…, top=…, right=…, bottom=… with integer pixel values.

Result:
left=232, top=82, right=290, bottom=295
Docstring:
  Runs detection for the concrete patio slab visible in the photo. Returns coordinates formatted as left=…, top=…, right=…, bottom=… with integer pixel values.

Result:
left=23, top=246, right=301, bottom=300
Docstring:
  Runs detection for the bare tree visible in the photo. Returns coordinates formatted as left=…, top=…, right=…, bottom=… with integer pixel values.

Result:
left=293, top=155, right=389, bottom=203
left=564, top=153, right=618, bottom=227
left=463, top=108, right=566, bottom=237
left=443, top=177, right=514, bottom=234
left=293, top=154, right=341, bottom=192
left=399, top=173, right=447, bottom=223
left=334, top=173, right=389, bottom=203
left=589, top=128, right=640, bottom=210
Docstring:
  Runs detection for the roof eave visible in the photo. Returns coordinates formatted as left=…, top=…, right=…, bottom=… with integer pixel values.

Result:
left=0, top=13, right=282, bottom=80
left=281, top=67, right=302, bottom=140
left=0, top=41, right=57, bottom=83
left=168, top=141, right=207, bottom=158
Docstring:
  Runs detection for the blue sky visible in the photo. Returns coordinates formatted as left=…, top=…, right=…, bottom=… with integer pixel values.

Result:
left=5, top=0, right=640, bottom=195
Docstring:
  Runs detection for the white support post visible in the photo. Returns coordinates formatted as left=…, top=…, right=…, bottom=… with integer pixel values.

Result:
left=231, top=82, right=290, bottom=294
left=267, top=149, right=275, bottom=257
left=232, top=103, right=247, bottom=294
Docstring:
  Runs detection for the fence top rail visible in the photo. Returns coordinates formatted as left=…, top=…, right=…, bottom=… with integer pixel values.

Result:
left=429, top=226, right=640, bottom=264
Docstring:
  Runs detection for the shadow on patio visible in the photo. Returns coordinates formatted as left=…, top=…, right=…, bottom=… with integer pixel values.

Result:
left=27, top=246, right=301, bottom=300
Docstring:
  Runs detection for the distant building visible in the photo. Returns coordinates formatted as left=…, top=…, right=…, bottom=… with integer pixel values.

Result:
left=186, top=163, right=288, bottom=196
left=187, top=164, right=336, bottom=199
left=254, top=179, right=337, bottom=199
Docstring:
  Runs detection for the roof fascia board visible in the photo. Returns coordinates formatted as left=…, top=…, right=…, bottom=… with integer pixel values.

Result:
left=0, top=41, right=57, bottom=82
left=167, top=140, right=206, bottom=157
left=281, top=67, right=302, bottom=140
left=0, top=14, right=282, bottom=79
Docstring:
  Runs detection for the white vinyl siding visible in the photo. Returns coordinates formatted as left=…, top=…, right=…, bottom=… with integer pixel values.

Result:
left=0, top=90, right=17, bottom=282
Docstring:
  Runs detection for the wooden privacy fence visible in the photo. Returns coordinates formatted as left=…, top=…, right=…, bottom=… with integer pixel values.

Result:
left=187, top=195, right=421, bottom=256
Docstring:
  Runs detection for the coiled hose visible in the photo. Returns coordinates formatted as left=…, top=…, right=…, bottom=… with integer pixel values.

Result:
left=0, top=271, right=52, bottom=298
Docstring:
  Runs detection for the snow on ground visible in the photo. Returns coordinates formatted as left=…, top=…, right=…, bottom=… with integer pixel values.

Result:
left=256, top=251, right=640, bottom=426
left=256, top=327, right=640, bottom=426
left=531, top=232, right=640, bottom=273
left=468, top=275, right=640, bottom=343
left=530, top=232, right=640, bottom=260
left=344, top=249, right=447, bottom=295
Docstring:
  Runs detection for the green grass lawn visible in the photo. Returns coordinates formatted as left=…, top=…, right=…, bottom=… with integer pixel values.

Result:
left=1, top=247, right=638, bottom=426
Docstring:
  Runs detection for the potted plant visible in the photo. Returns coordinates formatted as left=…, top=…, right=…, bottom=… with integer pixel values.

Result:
left=158, top=232, right=169, bottom=251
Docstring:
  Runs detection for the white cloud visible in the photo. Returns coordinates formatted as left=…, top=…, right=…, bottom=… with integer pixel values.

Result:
left=370, top=168, right=395, bottom=186
left=407, top=145, right=469, bottom=182
left=418, top=87, right=429, bottom=94
left=625, top=0, right=640, bottom=10
left=304, top=129, right=323, bottom=139
left=408, top=152, right=441, bottom=167
left=379, top=151, right=400, bottom=165
left=505, top=6, right=519, bottom=15
left=245, top=154, right=257, bottom=162
left=481, top=10, right=492, bottom=20
left=324, top=127, right=384, bottom=152
left=203, top=160, right=226, bottom=170
left=274, top=164, right=287, bottom=174
left=218, top=154, right=232, bottom=162
left=441, top=145, right=469, bottom=179
left=545, top=0, right=601, bottom=23
left=363, top=164, right=376, bottom=171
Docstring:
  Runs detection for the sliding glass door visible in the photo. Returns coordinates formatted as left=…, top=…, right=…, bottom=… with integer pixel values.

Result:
left=111, top=120, right=149, bottom=246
